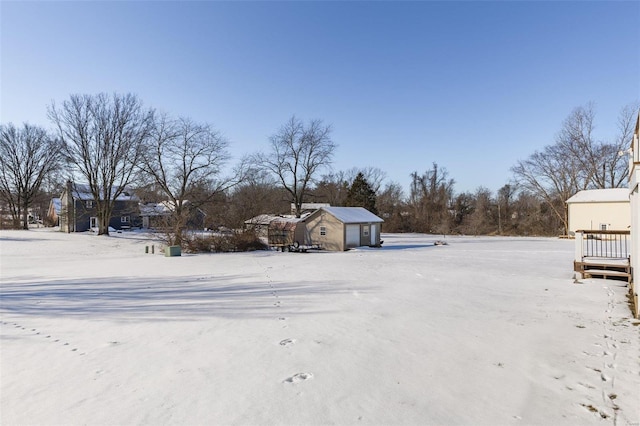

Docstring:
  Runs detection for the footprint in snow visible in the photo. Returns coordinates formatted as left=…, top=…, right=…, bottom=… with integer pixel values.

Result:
left=283, top=372, right=313, bottom=383
left=279, top=338, right=295, bottom=347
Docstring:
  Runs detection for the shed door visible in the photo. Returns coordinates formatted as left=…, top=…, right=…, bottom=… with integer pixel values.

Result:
left=346, top=225, right=360, bottom=248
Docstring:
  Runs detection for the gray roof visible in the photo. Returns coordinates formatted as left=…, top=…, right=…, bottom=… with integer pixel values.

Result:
left=244, top=212, right=311, bottom=226
left=320, top=207, right=383, bottom=223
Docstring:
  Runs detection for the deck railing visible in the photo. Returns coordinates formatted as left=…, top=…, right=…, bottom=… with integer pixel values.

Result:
left=575, top=230, right=631, bottom=261
left=573, top=230, right=632, bottom=284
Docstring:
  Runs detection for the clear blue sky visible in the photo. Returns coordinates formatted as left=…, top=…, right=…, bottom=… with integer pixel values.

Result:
left=1, top=1, right=639, bottom=194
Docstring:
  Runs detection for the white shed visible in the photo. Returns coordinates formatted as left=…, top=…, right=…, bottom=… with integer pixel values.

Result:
left=566, top=188, right=630, bottom=234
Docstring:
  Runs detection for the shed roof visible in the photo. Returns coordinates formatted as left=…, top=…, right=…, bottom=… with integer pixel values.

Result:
left=320, top=207, right=384, bottom=223
left=566, top=188, right=629, bottom=204
left=244, top=212, right=311, bottom=226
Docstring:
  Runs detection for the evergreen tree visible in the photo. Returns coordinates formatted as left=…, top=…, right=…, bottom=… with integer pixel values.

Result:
left=345, top=172, right=378, bottom=214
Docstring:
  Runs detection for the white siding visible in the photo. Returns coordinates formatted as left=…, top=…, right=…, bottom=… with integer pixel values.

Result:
left=567, top=201, right=630, bottom=233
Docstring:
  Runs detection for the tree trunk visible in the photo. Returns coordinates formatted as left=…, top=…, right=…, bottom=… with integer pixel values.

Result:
left=21, top=200, right=29, bottom=230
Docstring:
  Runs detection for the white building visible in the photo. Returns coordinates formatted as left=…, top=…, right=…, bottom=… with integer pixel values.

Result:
left=566, top=188, right=630, bottom=234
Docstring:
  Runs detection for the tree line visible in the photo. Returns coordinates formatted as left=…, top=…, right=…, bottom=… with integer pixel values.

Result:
left=0, top=93, right=637, bottom=241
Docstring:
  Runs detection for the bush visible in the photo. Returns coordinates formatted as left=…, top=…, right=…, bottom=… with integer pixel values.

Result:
left=183, top=229, right=267, bottom=253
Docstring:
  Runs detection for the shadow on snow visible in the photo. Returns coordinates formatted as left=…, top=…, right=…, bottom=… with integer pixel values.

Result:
left=0, top=274, right=353, bottom=321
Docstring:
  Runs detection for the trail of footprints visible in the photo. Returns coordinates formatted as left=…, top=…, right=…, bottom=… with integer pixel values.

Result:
left=566, top=285, right=630, bottom=422
left=1, top=320, right=86, bottom=356
left=261, top=262, right=313, bottom=385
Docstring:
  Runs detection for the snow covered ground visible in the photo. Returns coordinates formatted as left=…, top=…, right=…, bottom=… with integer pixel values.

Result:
left=1, top=229, right=638, bottom=425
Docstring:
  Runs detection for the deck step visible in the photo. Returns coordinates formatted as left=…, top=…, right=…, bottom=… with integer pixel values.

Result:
left=582, top=269, right=630, bottom=277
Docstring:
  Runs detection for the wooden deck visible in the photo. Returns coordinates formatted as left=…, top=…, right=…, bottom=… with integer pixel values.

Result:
left=574, top=230, right=633, bottom=283
left=574, top=259, right=632, bottom=283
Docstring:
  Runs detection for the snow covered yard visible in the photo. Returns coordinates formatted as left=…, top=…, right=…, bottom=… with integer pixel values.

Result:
left=1, top=229, right=638, bottom=425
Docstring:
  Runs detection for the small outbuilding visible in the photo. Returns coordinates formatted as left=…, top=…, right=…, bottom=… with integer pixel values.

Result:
left=566, top=188, right=630, bottom=234
left=245, top=207, right=384, bottom=251
left=304, top=207, right=384, bottom=251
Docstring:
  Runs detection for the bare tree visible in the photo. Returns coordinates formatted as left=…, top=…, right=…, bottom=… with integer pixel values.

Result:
left=376, top=181, right=408, bottom=232
left=49, top=93, right=153, bottom=235
left=139, top=114, right=236, bottom=246
left=465, top=186, right=495, bottom=236
left=408, top=163, right=455, bottom=233
left=556, top=103, right=637, bottom=189
left=226, top=169, right=289, bottom=228
left=313, top=172, right=350, bottom=206
left=608, top=103, right=640, bottom=186
left=497, top=183, right=517, bottom=234
left=343, top=166, right=387, bottom=193
left=511, top=102, right=638, bottom=235
left=511, top=143, right=589, bottom=235
left=254, top=116, right=336, bottom=217
left=0, top=123, right=62, bottom=229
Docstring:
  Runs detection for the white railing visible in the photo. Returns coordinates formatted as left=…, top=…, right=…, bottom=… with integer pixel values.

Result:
left=574, top=230, right=631, bottom=263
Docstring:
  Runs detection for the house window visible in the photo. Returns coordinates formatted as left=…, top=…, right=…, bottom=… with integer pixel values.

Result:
left=86, top=200, right=93, bottom=208
left=121, top=216, right=130, bottom=223
left=320, top=226, right=327, bottom=236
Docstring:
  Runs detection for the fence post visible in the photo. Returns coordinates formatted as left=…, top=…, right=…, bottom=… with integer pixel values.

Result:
left=574, top=231, right=583, bottom=264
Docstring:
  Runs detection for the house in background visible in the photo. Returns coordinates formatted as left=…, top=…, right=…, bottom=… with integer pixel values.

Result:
left=629, top=111, right=640, bottom=318
left=565, top=188, right=630, bottom=234
left=59, top=181, right=140, bottom=232
left=139, top=201, right=206, bottom=230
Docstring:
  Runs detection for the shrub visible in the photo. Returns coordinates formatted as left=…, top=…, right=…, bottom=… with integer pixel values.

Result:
left=183, top=229, right=267, bottom=253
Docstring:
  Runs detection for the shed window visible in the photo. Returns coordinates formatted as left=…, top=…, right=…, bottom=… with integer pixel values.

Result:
left=320, top=226, right=327, bottom=236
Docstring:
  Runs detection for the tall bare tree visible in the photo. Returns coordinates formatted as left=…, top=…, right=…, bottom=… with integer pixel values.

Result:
left=408, top=163, right=455, bottom=233
left=254, top=116, right=336, bottom=217
left=556, top=103, right=637, bottom=189
left=139, top=114, right=236, bottom=246
left=226, top=169, right=289, bottom=227
left=313, top=172, right=350, bottom=206
left=375, top=182, right=407, bottom=232
left=512, top=102, right=638, bottom=235
left=0, top=123, right=62, bottom=229
left=465, top=186, right=495, bottom=236
left=342, top=166, right=387, bottom=193
left=49, top=93, right=153, bottom=235
left=511, top=143, right=589, bottom=235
